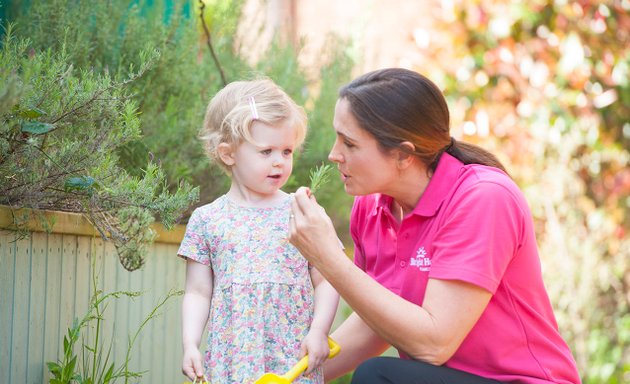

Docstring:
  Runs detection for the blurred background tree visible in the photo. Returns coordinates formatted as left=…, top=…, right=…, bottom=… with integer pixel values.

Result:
left=406, top=1, right=629, bottom=382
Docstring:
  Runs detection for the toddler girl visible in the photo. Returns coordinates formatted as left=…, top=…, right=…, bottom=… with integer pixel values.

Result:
left=178, top=79, right=339, bottom=383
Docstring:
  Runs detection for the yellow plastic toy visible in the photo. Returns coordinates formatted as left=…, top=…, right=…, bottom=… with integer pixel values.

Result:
left=254, top=337, right=341, bottom=384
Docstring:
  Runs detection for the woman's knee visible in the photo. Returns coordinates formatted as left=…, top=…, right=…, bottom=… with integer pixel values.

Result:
left=351, top=357, right=392, bottom=383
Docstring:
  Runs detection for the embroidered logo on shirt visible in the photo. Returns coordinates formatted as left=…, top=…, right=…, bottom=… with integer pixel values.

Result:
left=410, top=246, right=431, bottom=271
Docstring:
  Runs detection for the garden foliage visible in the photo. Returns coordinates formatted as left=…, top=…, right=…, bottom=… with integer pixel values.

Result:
left=0, top=26, right=198, bottom=271
left=1, top=0, right=355, bottom=271
left=408, top=1, right=629, bottom=382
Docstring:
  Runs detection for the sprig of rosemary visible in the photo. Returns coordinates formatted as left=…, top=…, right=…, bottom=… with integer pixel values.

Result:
left=308, top=163, right=335, bottom=195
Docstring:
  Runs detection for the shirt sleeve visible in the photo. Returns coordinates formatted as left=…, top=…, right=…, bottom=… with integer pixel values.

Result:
left=177, top=208, right=212, bottom=266
left=429, top=180, right=526, bottom=293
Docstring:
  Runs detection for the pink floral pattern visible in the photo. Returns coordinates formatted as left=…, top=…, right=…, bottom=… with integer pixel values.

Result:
left=178, top=195, right=322, bottom=384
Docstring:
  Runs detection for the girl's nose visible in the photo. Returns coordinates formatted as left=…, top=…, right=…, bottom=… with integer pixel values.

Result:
left=272, top=154, right=284, bottom=166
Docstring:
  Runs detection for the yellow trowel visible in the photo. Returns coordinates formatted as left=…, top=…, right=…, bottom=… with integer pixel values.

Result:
left=254, top=337, right=341, bottom=384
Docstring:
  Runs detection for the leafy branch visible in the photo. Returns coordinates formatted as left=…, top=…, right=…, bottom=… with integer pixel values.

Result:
left=197, top=0, right=227, bottom=86
left=308, top=163, right=335, bottom=195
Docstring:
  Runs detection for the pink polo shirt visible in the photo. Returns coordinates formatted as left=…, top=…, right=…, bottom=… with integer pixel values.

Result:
left=350, top=153, right=581, bottom=384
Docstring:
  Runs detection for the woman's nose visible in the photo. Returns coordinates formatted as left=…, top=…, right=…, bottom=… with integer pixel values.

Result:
left=328, top=143, right=343, bottom=163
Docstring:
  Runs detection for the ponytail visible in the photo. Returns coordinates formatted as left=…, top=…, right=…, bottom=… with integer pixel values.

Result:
left=444, top=138, right=507, bottom=174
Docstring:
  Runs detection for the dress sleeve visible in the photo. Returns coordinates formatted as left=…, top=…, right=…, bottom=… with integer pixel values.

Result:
left=429, top=181, right=526, bottom=293
left=177, top=208, right=212, bottom=266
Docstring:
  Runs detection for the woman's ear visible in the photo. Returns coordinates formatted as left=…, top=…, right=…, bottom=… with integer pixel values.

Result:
left=396, top=141, right=416, bottom=168
left=218, top=143, right=235, bottom=166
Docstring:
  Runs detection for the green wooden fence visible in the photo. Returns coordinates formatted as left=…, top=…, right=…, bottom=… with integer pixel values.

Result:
left=0, top=206, right=188, bottom=383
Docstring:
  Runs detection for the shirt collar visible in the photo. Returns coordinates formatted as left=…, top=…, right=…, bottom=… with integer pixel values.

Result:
left=413, top=152, right=463, bottom=217
left=371, top=153, right=464, bottom=218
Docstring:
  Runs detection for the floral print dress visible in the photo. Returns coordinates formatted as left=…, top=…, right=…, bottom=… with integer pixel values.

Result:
left=178, top=195, right=322, bottom=384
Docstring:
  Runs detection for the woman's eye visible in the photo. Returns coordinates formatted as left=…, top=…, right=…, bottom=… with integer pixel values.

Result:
left=344, top=141, right=355, bottom=148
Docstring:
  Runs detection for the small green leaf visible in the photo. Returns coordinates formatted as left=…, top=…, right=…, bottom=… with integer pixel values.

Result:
left=21, top=121, right=54, bottom=135
left=18, top=106, right=47, bottom=119
left=47, top=362, right=61, bottom=375
left=64, top=356, right=77, bottom=376
left=64, top=176, right=97, bottom=193
left=103, top=363, right=115, bottom=381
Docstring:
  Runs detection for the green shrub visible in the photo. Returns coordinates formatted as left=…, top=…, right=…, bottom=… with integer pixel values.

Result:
left=0, top=27, right=198, bottom=270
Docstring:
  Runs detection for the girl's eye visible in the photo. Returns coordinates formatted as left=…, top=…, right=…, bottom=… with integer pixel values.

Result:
left=261, top=149, right=272, bottom=155
left=283, top=149, right=293, bottom=156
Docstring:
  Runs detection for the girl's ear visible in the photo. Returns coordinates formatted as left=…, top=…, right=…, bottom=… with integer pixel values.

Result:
left=218, top=143, right=235, bottom=166
left=396, top=141, right=416, bottom=169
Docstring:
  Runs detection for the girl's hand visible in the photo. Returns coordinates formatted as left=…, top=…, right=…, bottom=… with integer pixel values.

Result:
left=289, top=187, right=339, bottom=268
left=300, top=328, right=331, bottom=374
left=182, top=346, right=205, bottom=380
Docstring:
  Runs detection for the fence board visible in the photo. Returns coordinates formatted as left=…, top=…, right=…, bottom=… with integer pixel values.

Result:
left=139, top=250, right=158, bottom=381
left=127, top=257, right=144, bottom=375
left=100, top=239, right=118, bottom=375
left=113, top=254, right=131, bottom=372
left=26, top=232, right=47, bottom=384
left=59, top=235, right=77, bottom=344
left=42, top=234, right=63, bottom=383
left=164, top=245, right=186, bottom=381
left=11, top=235, right=31, bottom=383
left=153, top=243, right=169, bottom=380
left=0, top=232, right=16, bottom=384
left=74, top=236, right=92, bottom=323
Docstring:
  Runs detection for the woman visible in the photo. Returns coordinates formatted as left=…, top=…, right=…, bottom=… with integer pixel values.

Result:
left=288, top=68, right=580, bottom=383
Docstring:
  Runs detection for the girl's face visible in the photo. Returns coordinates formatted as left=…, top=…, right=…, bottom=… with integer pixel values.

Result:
left=226, top=120, right=297, bottom=200
left=328, top=98, right=400, bottom=196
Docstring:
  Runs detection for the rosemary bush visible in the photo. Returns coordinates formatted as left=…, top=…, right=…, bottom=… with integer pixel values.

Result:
left=0, top=28, right=198, bottom=270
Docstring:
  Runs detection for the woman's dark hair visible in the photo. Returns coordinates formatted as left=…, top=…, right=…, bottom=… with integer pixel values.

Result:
left=338, top=68, right=506, bottom=173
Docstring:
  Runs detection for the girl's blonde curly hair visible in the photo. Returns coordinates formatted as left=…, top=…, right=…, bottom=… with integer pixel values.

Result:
left=200, top=78, right=307, bottom=174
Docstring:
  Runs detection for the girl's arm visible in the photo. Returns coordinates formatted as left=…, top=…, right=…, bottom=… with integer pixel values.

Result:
left=301, top=266, right=340, bottom=373
left=181, top=259, right=213, bottom=380
left=289, top=188, right=491, bottom=366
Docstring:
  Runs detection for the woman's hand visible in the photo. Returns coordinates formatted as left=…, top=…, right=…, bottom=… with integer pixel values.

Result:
left=300, top=328, right=331, bottom=374
left=289, top=187, right=339, bottom=267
